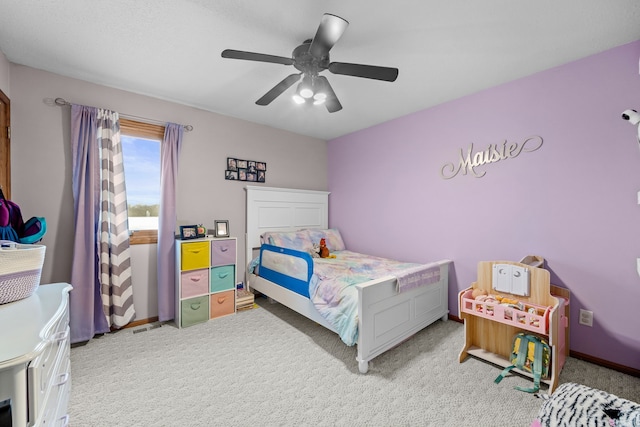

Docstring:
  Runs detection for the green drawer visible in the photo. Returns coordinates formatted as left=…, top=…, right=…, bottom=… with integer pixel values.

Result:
left=210, top=265, right=235, bottom=293
left=180, top=296, right=209, bottom=328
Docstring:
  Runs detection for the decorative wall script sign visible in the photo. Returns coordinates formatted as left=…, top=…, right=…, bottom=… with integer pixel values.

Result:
left=440, top=135, right=543, bottom=179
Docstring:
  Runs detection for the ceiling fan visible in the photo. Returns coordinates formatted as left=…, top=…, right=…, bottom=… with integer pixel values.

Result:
left=221, top=13, right=399, bottom=113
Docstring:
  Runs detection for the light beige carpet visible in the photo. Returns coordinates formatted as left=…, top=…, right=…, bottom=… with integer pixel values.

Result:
left=69, top=298, right=640, bottom=426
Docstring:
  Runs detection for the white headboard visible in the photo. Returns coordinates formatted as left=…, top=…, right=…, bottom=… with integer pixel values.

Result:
left=245, top=186, right=330, bottom=269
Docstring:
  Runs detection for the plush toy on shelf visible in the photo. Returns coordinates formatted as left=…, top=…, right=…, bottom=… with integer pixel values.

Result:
left=472, top=288, right=487, bottom=299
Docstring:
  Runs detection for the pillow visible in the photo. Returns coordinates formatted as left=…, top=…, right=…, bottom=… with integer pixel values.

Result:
left=306, top=228, right=346, bottom=251
left=261, top=230, right=314, bottom=252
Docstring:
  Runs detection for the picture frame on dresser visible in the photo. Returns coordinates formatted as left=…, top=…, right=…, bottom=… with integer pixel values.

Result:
left=213, top=220, right=229, bottom=237
left=179, top=225, right=198, bottom=240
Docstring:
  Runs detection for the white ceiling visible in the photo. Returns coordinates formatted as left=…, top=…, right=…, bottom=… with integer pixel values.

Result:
left=1, top=1, right=640, bottom=140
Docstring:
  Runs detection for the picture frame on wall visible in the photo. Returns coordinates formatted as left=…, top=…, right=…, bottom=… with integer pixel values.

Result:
left=247, top=160, right=256, bottom=173
left=180, top=225, right=199, bottom=240
left=225, top=157, right=266, bottom=182
left=213, top=220, right=230, bottom=237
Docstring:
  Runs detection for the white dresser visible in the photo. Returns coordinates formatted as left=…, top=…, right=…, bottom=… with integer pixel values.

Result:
left=0, top=283, right=72, bottom=427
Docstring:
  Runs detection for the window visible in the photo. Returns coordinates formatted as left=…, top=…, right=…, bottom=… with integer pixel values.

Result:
left=120, top=118, right=164, bottom=245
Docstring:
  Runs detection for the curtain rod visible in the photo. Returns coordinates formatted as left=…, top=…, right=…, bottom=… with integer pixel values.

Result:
left=53, top=97, right=193, bottom=132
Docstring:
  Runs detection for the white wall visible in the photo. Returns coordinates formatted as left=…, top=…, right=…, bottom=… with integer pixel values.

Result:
left=0, top=51, right=9, bottom=96
left=9, top=64, right=327, bottom=320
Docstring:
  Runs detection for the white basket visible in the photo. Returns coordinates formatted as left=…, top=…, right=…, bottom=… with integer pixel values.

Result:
left=0, top=240, right=46, bottom=304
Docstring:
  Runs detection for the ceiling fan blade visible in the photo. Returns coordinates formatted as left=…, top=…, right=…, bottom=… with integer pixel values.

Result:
left=255, top=74, right=302, bottom=106
left=317, top=76, right=342, bottom=113
left=221, top=49, right=294, bottom=66
left=329, top=62, right=399, bottom=82
left=308, top=14, right=349, bottom=59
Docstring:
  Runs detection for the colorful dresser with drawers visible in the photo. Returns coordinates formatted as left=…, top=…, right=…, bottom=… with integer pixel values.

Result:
left=175, top=237, right=237, bottom=328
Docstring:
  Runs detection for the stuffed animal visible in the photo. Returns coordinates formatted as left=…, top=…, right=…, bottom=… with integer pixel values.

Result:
left=310, top=243, right=321, bottom=258
left=499, top=296, right=520, bottom=305
left=319, top=238, right=330, bottom=258
left=472, top=288, right=487, bottom=299
left=318, top=238, right=336, bottom=258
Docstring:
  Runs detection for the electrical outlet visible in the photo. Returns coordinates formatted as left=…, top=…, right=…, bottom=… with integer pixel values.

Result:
left=579, top=309, right=593, bottom=327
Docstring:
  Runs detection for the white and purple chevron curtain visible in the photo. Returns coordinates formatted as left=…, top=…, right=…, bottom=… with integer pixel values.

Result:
left=69, top=105, right=135, bottom=343
left=96, top=109, right=135, bottom=329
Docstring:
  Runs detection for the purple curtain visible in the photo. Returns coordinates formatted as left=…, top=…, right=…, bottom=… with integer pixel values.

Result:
left=69, top=104, right=110, bottom=343
left=157, top=123, right=183, bottom=321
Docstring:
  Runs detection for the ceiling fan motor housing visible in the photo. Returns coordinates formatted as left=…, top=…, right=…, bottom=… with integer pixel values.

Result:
left=292, top=40, right=329, bottom=75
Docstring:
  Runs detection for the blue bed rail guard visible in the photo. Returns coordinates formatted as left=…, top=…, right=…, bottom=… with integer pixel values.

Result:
left=259, top=244, right=313, bottom=298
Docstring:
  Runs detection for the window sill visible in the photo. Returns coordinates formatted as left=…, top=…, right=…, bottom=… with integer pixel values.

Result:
left=130, top=230, right=158, bottom=245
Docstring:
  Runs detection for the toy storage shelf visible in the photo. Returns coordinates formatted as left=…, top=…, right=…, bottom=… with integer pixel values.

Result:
left=175, top=237, right=237, bottom=328
left=458, top=260, right=570, bottom=393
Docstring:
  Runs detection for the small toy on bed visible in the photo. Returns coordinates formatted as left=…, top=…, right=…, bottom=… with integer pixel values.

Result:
left=319, top=238, right=336, bottom=258
left=309, top=243, right=321, bottom=258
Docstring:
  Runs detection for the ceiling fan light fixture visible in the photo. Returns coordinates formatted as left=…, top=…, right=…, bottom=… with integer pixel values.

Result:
left=313, top=98, right=326, bottom=106
left=292, top=94, right=305, bottom=104
left=299, top=87, right=314, bottom=98
left=313, top=92, right=327, bottom=101
left=298, top=75, right=314, bottom=99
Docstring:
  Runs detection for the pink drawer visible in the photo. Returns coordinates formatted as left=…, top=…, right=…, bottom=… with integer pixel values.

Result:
left=211, top=239, right=236, bottom=267
left=181, top=269, right=209, bottom=298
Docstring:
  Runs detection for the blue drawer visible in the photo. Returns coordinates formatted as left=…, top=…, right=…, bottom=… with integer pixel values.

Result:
left=210, top=265, right=235, bottom=293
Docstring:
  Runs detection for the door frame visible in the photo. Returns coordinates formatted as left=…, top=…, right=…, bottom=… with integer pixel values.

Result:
left=0, top=89, right=10, bottom=199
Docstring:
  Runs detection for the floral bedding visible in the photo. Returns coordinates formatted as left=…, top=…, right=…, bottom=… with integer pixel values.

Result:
left=253, top=229, right=437, bottom=346
left=310, top=250, right=427, bottom=346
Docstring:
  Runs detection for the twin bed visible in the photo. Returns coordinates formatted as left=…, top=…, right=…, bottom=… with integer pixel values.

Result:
left=245, top=186, right=452, bottom=373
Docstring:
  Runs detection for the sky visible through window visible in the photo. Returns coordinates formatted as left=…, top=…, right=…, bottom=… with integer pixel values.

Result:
left=121, top=135, right=160, bottom=229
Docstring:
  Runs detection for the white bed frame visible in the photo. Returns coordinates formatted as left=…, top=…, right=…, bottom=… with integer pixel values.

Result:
left=245, top=185, right=452, bottom=373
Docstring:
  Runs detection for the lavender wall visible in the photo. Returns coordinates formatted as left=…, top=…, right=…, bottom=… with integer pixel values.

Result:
left=328, top=40, right=640, bottom=371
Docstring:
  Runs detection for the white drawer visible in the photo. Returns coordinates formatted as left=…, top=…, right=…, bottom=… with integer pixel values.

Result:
left=40, top=356, right=71, bottom=427
left=28, top=326, right=70, bottom=423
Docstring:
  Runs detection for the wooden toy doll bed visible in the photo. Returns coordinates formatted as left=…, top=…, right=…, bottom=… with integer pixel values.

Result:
left=245, top=186, right=452, bottom=373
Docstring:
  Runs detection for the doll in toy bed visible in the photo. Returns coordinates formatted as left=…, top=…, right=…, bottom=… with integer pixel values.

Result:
left=531, top=382, right=640, bottom=427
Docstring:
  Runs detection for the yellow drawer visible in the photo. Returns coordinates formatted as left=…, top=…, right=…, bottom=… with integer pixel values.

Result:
left=181, top=241, right=210, bottom=271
